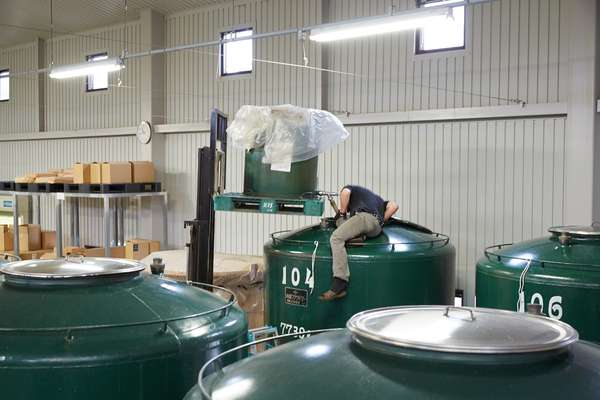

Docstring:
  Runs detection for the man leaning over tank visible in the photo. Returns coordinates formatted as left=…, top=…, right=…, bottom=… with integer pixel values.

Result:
left=319, top=185, right=399, bottom=301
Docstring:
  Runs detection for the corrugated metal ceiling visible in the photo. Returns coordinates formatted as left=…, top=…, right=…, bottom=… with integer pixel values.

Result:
left=0, top=0, right=227, bottom=48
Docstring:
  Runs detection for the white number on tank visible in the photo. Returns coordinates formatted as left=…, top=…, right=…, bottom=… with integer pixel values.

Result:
left=280, top=322, right=309, bottom=338
left=530, top=292, right=563, bottom=320
left=291, top=267, right=301, bottom=286
left=281, top=265, right=308, bottom=288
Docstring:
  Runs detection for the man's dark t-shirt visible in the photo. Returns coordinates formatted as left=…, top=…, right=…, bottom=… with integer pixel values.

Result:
left=343, top=185, right=386, bottom=224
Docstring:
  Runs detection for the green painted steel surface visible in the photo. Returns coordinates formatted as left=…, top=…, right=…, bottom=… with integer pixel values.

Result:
left=242, top=147, right=318, bottom=198
left=476, top=233, right=600, bottom=342
left=265, top=219, right=456, bottom=332
left=185, top=329, right=600, bottom=400
left=213, top=193, right=324, bottom=216
left=0, top=273, right=247, bottom=400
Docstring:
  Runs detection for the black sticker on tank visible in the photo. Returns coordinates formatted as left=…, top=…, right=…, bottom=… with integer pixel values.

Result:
left=285, top=287, right=308, bottom=307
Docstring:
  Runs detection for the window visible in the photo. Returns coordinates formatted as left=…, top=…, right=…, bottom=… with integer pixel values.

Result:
left=86, top=52, right=109, bottom=91
left=416, top=0, right=465, bottom=54
left=0, top=69, right=9, bottom=102
left=220, top=28, right=253, bottom=76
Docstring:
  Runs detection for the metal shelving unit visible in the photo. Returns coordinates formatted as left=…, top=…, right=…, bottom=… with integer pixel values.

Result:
left=0, top=190, right=168, bottom=257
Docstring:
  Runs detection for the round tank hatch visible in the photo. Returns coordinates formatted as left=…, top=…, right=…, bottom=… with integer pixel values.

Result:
left=347, top=306, right=578, bottom=354
left=549, top=225, right=600, bottom=244
left=0, top=256, right=145, bottom=285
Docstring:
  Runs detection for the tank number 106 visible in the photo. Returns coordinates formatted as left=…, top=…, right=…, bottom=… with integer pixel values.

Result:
left=281, top=266, right=312, bottom=287
left=530, top=292, right=563, bottom=320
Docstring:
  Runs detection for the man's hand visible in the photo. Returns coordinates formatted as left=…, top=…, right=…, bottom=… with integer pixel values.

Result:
left=384, top=201, right=399, bottom=222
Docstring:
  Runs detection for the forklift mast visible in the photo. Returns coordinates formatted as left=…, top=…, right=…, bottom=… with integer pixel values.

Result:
left=185, top=109, right=228, bottom=285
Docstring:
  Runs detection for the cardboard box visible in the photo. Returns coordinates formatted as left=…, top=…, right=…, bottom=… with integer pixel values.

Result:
left=41, top=231, right=56, bottom=250
left=19, top=224, right=41, bottom=251
left=110, top=246, right=126, bottom=258
left=130, top=161, right=155, bottom=183
left=40, top=252, right=57, bottom=260
left=34, top=176, right=74, bottom=184
left=14, top=249, right=48, bottom=260
left=90, top=162, right=103, bottom=184
left=0, top=225, right=13, bottom=251
left=15, top=175, right=35, bottom=183
left=101, top=162, right=132, bottom=184
left=73, top=163, right=91, bottom=184
left=80, top=247, right=104, bottom=257
left=125, top=239, right=160, bottom=260
left=62, top=246, right=84, bottom=256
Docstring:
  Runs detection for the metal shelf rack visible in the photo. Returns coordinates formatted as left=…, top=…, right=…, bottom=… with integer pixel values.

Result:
left=0, top=190, right=168, bottom=257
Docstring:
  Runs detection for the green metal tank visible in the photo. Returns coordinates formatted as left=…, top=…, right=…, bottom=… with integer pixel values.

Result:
left=265, top=218, right=456, bottom=332
left=0, top=257, right=248, bottom=400
left=185, top=306, right=600, bottom=400
left=476, top=225, right=600, bottom=342
left=243, top=147, right=318, bottom=198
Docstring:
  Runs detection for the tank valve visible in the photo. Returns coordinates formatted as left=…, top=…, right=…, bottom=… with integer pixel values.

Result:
left=150, top=257, right=165, bottom=276
left=526, top=303, right=544, bottom=316
left=558, top=232, right=571, bottom=246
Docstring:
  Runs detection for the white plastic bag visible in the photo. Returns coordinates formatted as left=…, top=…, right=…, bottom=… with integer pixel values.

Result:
left=227, top=104, right=349, bottom=164
left=227, top=105, right=272, bottom=150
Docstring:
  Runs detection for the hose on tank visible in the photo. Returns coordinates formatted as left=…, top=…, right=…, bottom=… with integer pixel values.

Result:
left=516, top=258, right=532, bottom=312
left=309, top=240, right=319, bottom=295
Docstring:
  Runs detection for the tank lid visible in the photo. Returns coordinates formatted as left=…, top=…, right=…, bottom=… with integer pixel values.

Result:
left=548, top=225, right=600, bottom=238
left=347, top=306, right=578, bottom=354
left=0, top=256, right=145, bottom=281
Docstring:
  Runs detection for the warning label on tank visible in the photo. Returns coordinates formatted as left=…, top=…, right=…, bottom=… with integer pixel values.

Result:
left=285, top=287, right=308, bottom=307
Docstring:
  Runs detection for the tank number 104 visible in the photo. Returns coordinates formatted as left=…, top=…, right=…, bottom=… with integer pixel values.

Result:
left=281, top=266, right=312, bottom=287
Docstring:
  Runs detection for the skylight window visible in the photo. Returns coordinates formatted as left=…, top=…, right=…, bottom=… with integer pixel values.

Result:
left=220, top=28, right=253, bottom=76
left=0, top=69, right=9, bottom=101
left=416, top=0, right=465, bottom=54
left=86, top=52, right=109, bottom=91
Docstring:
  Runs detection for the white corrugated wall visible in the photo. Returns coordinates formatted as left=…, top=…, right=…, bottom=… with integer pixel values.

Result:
left=325, top=0, right=566, bottom=113
left=0, top=42, right=39, bottom=134
left=164, top=0, right=323, bottom=122
left=43, top=22, right=143, bottom=131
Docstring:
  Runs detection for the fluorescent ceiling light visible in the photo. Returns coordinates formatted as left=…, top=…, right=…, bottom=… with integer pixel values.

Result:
left=49, top=57, right=125, bottom=79
left=309, top=7, right=452, bottom=42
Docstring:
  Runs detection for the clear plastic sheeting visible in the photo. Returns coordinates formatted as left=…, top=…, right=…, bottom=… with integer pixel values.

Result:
left=228, top=104, right=349, bottom=164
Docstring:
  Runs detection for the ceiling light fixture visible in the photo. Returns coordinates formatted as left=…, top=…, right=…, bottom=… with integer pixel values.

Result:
left=309, top=6, right=453, bottom=42
left=48, top=57, right=125, bottom=79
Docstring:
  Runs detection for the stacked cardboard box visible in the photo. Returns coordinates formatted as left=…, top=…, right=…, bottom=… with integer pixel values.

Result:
left=125, top=239, right=160, bottom=260
left=72, top=161, right=155, bottom=184
left=101, top=162, right=132, bottom=184
left=19, top=224, right=41, bottom=251
left=0, top=225, right=13, bottom=251
left=15, top=169, right=75, bottom=184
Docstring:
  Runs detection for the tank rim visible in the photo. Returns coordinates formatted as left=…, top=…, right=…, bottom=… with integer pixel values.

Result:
left=483, top=242, right=600, bottom=270
left=346, top=306, right=579, bottom=355
left=0, top=256, right=145, bottom=280
left=270, top=218, right=450, bottom=249
left=0, top=280, right=239, bottom=334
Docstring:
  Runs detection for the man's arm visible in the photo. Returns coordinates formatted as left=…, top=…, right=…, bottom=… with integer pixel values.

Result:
left=384, top=201, right=399, bottom=222
left=339, top=187, right=352, bottom=215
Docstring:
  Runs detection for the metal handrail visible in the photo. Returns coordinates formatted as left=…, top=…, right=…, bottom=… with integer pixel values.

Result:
left=271, top=229, right=451, bottom=249
left=198, top=328, right=344, bottom=399
left=0, top=280, right=238, bottom=337
left=483, top=243, right=600, bottom=269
